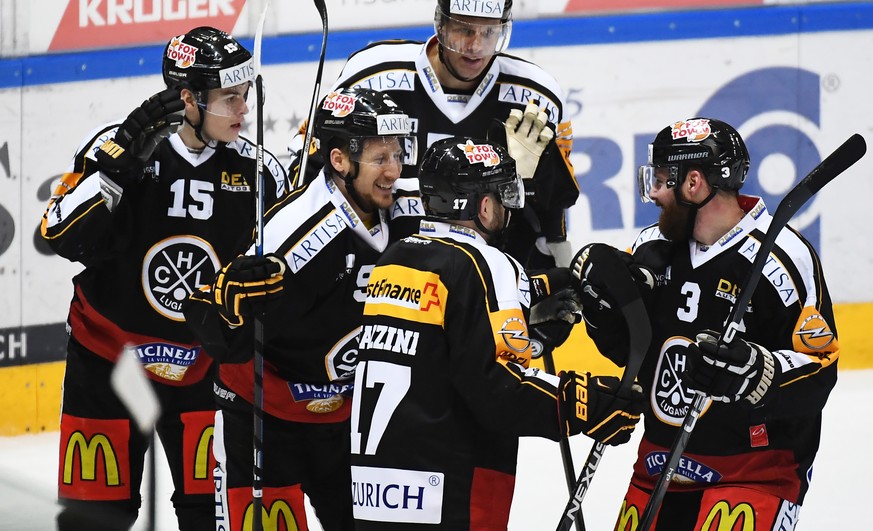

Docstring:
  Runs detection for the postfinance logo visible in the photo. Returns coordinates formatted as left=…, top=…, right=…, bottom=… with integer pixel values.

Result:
left=63, top=432, right=120, bottom=486
left=242, top=500, right=300, bottom=531
left=701, top=501, right=754, bottom=531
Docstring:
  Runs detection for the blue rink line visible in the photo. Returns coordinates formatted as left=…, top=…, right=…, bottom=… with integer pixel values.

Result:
left=1, top=2, right=872, bottom=89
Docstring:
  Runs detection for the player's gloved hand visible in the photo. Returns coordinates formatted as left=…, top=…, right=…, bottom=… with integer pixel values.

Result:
left=212, top=253, right=287, bottom=328
left=529, top=267, right=582, bottom=325
left=681, top=331, right=778, bottom=405
left=489, top=100, right=554, bottom=180
left=571, top=243, right=656, bottom=313
left=95, top=88, right=185, bottom=184
left=558, top=371, right=645, bottom=445
left=529, top=320, right=574, bottom=359
left=530, top=288, right=582, bottom=326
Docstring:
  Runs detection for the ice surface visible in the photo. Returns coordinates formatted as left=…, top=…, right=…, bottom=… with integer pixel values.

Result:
left=1, top=369, right=869, bottom=530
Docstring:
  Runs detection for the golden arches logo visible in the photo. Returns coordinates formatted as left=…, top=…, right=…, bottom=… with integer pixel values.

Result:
left=242, top=500, right=300, bottom=531
left=193, top=426, right=214, bottom=480
left=701, top=500, right=755, bottom=531
left=616, top=499, right=639, bottom=531
left=62, top=432, right=120, bottom=486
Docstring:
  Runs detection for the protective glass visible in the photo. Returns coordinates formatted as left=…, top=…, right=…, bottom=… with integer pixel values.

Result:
left=496, top=172, right=525, bottom=210
left=198, top=82, right=253, bottom=117
left=637, top=164, right=678, bottom=203
left=349, top=136, right=413, bottom=170
left=435, top=11, right=512, bottom=56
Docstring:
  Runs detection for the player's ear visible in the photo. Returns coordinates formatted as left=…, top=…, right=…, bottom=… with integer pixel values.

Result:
left=179, top=88, right=198, bottom=111
left=329, top=147, right=347, bottom=174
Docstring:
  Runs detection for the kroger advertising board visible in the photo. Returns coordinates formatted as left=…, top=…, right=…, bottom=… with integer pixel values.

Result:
left=0, top=0, right=833, bottom=55
left=1, top=3, right=872, bottom=371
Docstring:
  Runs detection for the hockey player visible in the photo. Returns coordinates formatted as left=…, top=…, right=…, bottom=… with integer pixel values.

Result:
left=574, top=118, right=838, bottom=530
left=349, top=137, right=645, bottom=529
left=183, top=87, right=413, bottom=531
left=290, top=0, right=578, bottom=269
left=40, top=27, right=287, bottom=531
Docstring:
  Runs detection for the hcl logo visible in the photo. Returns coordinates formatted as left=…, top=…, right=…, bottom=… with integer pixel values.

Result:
left=577, top=67, right=823, bottom=251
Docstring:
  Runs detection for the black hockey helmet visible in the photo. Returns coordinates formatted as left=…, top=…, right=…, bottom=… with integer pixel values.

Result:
left=638, top=118, right=750, bottom=204
left=162, top=26, right=254, bottom=93
left=419, top=136, right=523, bottom=220
left=314, top=87, right=412, bottom=163
left=434, top=0, right=513, bottom=55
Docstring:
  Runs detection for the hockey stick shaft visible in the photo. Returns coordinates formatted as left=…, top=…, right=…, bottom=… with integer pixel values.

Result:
left=252, top=4, right=270, bottom=529
left=541, top=346, right=585, bottom=531
left=555, top=293, right=651, bottom=531
left=297, top=0, right=329, bottom=183
left=638, top=133, right=867, bottom=531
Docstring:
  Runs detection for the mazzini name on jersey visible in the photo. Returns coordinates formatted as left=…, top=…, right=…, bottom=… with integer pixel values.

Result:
left=359, top=324, right=420, bottom=356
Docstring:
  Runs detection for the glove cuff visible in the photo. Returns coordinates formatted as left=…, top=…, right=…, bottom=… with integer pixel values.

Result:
left=745, top=344, right=776, bottom=405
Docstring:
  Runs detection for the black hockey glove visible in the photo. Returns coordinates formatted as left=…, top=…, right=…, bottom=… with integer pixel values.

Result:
left=212, top=254, right=287, bottom=328
left=570, top=243, right=656, bottom=366
left=681, top=331, right=778, bottom=405
left=529, top=268, right=582, bottom=326
left=529, top=320, right=573, bottom=359
left=95, top=88, right=185, bottom=185
left=571, top=243, right=656, bottom=313
left=558, top=371, right=645, bottom=445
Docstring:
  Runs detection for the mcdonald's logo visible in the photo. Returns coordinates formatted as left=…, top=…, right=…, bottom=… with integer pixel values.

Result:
left=616, top=499, right=639, bottom=531
left=193, top=426, right=214, bottom=480
left=701, top=501, right=755, bottom=531
left=242, top=500, right=300, bottom=531
left=181, top=411, right=216, bottom=494
left=62, top=431, right=120, bottom=486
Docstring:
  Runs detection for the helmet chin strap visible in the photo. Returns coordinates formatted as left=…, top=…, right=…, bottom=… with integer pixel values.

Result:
left=673, top=178, right=717, bottom=242
left=335, top=162, right=376, bottom=215
left=185, top=92, right=223, bottom=149
left=474, top=202, right=511, bottom=247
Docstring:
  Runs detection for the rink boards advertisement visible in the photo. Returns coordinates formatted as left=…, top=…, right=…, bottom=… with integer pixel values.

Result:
left=2, top=3, right=873, bottom=433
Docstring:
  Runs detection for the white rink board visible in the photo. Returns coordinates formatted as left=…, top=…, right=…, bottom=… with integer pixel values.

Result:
left=2, top=25, right=873, bottom=335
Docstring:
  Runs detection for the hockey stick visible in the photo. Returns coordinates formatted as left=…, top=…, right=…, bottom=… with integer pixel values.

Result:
left=555, top=244, right=652, bottom=531
left=535, top=331, right=584, bottom=531
left=111, top=346, right=160, bottom=531
left=252, top=4, right=270, bottom=530
left=637, top=133, right=867, bottom=531
left=296, top=0, right=329, bottom=183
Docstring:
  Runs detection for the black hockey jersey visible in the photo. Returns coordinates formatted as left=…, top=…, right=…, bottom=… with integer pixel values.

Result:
left=291, top=37, right=578, bottom=261
left=612, top=196, right=838, bottom=504
left=184, top=174, right=392, bottom=423
left=41, top=123, right=287, bottom=386
left=349, top=221, right=566, bottom=529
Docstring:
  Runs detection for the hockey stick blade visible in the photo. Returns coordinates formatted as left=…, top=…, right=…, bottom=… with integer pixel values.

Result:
left=556, top=245, right=653, bottom=531
left=638, top=132, right=867, bottom=531
left=297, top=0, right=329, bottom=182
